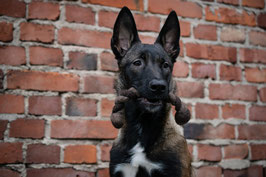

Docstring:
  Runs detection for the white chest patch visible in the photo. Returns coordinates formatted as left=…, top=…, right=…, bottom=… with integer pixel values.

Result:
left=115, top=143, right=162, bottom=177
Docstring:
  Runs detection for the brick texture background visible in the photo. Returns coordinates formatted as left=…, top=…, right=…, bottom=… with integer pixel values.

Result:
left=0, top=0, right=265, bottom=176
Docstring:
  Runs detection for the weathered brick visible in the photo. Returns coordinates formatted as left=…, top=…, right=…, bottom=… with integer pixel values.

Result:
left=238, top=124, right=266, bottom=140
left=220, top=64, right=242, bottom=81
left=222, top=104, right=246, bottom=119
left=7, top=70, right=79, bottom=92
left=0, top=22, right=13, bottom=42
left=0, top=0, right=26, bottom=18
left=249, top=31, right=266, bottom=47
left=98, top=168, right=110, bottom=177
left=0, top=46, right=26, bottom=65
left=198, top=144, right=222, bottom=161
left=28, top=1, right=60, bottom=20
left=0, top=120, right=8, bottom=139
left=191, top=63, right=216, bottom=79
left=98, top=10, right=117, bottom=28
left=224, top=144, right=249, bottom=159
left=83, top=75, right=115, bottom=94
left=193, top=24, right=217, bottom=41
left=101, top=98, right=114, bottom=117
left=51, top=120, right=118, bottom=139
left=139, top=35, right=156, bottom=44
left=176, top=81, right=204, bottom=98
left=64, top=145, right=97, bottom=164
left=242, top=0, right=265, bottom=8
left=224, top=166, right=264, bottom=177
left=249, top=105, right=266, bottom=121
left=220, top=27, right=245, bottom=43
left=239, top=48, right=266, bottom=64
left=27, top=168, right=95, bottom=177
left=100, top=52, right=118, bottom=72
left=259, top=87, right=266, bottom=102
left=134, top=14, right=161, bottom=32
left=196, top=166, right=222, bottom=177
left=66, top=97, right=97, bottom=117
left=20, top=22, right=54, bottom=43
left=101, top=144, right=112, bottom=162
left=217, top=0, right=239, bottom=5
left=0, top=169, right=20, bottom=177
left=195, top=103, right=219, bottom=119
left=29, top=96, right=62, bottom=115
left=65, top=5, right=95, bottom=25
left=245, top=67, right=266, bottom=83
left=258, top=13, right=266, bottom=29
left=26, top=144, right=60, bottom=164
left=67, top=51, right=97, bottom=70
left=250, top=144, right=266, bottom=160
left=9, top=119, right=45, bottom=139
left=173, top=61, right=189, bottom=78
left=180, top=21, right=191, bottom=37
left=0, top=94, right=24, bottom=114
left=0, top=142, right=22, bottom=164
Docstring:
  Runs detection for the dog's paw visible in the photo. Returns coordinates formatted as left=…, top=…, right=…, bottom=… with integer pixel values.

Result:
left=175, top=104, right=190, bottom=125
left=110, top=109, right=125, bottom=129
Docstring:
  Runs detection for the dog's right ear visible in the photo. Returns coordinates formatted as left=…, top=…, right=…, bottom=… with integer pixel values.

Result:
left=111, top=7, right=140, bottom=60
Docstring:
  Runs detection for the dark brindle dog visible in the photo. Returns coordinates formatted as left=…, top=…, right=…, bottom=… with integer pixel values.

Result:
left=109, top=7, right=192, bottom=177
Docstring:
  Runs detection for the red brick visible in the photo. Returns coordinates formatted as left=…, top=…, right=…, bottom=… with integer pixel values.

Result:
left=0, top=120, right=8, bottom=139
left=242, top=0, right=265, bottom=8
left=65, top=5, right=95, bottom=25
left=222, top=104, right=246, bottom=119
left=240, top=48, right=266, bottom=64
left=29, top=46, right=63, bottom=66
left=100, top=52, right=118, bottom=72
left=217, top=0, right=239, bottom=5
left=148, top=0, right=202, bottom=18
left=67, top=51, right=97, bottom=70
left=176, top=81, right=204, bottom=98
left=26, top=144, right=60, bottom=164
left=101, top=144, right=112, bottom=162
left=64, top=145, right=97, bottom=164
left=134, top=14, right=161, bottom=32
left=66, top=97, right=97, bottom=117
left=20, top=22, right=54, bottom=43
left=98, top=10, right=117, bottom=28
left=173, top=61, right=189, bottom=78
left=186, top=43, right=236, bottom=62
left=0, top=22, right=13, bottom=42
left=249, top=31, right=266, bottom=47
left=224, top=144, right=249, bottom=159
left=193, top=24, right=217, bottom=41
left=187, top=144, right=193, bottom=155
left=29, top=96, right=61, bottom=115
left=191, top=63, right=216, bottom=79
left=209, top=83, right=257, bottom=101
left=258, top=13, right=266, bottom=29
left=98, top=168, right=110, bottom=177
left=224, top=169, right=247, bottom=177
left=196, top=166, right=222, bottom=177
left=82, top=0, right=144, bottom=11
left=51, top=120, right=118, bottom=139
left=180, top=21, right=191, bottom=37
left=0, top=142, right=22, bottom=164
left=58, top=27, right=111, bottom=49
left=198, top=144, right=222, bottom=161
left=220, top=27, right=245, bottom=43
left=205, top=6, right=256, bottom=26
left=195, top=103, right=219, bottom=119
left=250, top=144, right=266, bottom=160
left=139, top=35, right=156, bottom=44
left=28, top=1, right=59, bottom=20
left=247, top=166, right=263, bottom=177
left=101, top=98, right=114, bottom=117
left=10, top=119, right=45, bottom=139
left=0, top=94, right=24, bottom=114
left=7, top=70, right=79, bottom=92
left=259, top=87, right=266, bottom=102
left=220, top=64, right=242, bottom=81
left=83, top=75, right=115, bottom=94
left=249, top=105, right=266, bottom=121
left=0, top=169, right=20, bottom=177
left=245, top=67, right=266, bottom=83
left=0, top=46, right=26, bottom=65
left=27, top=168, right=95, bottom=177
left=238, top=124, right=266, bottom=140
left=0, top=0, right=26, bottom=18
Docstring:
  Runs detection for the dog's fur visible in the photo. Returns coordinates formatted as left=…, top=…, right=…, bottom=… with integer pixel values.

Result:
left=109, top=7, right=192, bottom=177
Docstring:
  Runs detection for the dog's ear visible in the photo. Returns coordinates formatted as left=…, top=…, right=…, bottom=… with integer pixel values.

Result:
left=111, top=7, right=141, bottom=60
left=155, top=11, right=180, bottom=62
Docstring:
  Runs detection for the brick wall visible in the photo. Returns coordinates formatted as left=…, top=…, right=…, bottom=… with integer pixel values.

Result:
left=0, top=0, right=265, bottom=176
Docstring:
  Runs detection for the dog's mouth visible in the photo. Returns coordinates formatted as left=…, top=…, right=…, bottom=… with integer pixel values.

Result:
left=137, top=97, right=164, bottom=113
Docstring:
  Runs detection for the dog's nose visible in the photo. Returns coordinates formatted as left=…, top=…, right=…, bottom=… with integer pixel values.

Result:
left=149, top=80, right=167, bottom=93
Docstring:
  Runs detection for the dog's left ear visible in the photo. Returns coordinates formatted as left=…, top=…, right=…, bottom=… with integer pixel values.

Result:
left=155, top=11, right=180, bottom=63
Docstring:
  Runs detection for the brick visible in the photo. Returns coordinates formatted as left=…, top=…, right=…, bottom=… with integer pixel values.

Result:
left=98, top=10, right=117, bottom=28
left=250, top=144, right=266, bottom=160
left=20, top=22, right=54, bottom=43
left=258, top=13, right=266, bottom=29
left=259, top=87, right=266, bottom=102
left=224, top=166, right=263, bottom=177
left=220, top=64, right=242, bottom=81
left=101, top=144, right=112, bottom=162
left=65, top=5, right=95, bottom=25
left=238, top=124, right=266, bottom=140
left=0, top=0, right=26, bottom=18
left=67, top=51, right=97, bottom=70
left=0, top=169, right=20, bottom=177
left=100, top=52, right=118, bottom=72
left=196, top=166, right=222, bottom=177
left=180, top=21, right=191, bottom=37
left=249, top=31, right=266, bottom=47
left=209, top=83, right=257, bottom=101
left=64, top=145, right=97, bottom=164
left=51, top=120, right=118, bottom=139
left=0, top=142, right=22, bottom=164
left=83, top=75, right=115, bottom=94
left=139, top=35, right=156, bottom=44
left=29, top=46, right=63, bottom=66
left=222, top=104, right=246, bottom=119
left=82, top=0, right=144, bottom=11
left=26, top=144, right=60, bottom=164
left=0, top=46, right=26, bottom=65
left=29, top=96, right=61, bottom=115
left=191, top=63, right=216, bottom=79
left=10, top=119, right=45, bottom=139
left=184, top=123, right=235, bottom=140
left=0, top=22, right=13, bottom=42
left=223, top=169, right=247, bottom=177
left=0, top=120, right=8, bottom=139
left=245, top=67, right=266, bottom=83
left=187, top=144, right=193, bottom=155
left=58, top=27, right=111, bottom=49
left=205, top=6, right=256, bottom=26
left=217, top=0, right=239, bottom=5
left=148, top=0, right=202, bottom=18
left=66, top=97, right=97, bottom=117
left=224, top=144, right=249, bottom=159
left=173, top=61, right=189, bottom=78
left=242, top=0, right=265, bottom=8
left=7, top=70, right=79, bottom=92
left=249, top=105, right=266, bottom=121
left=247, top=166, right=263, bottom=177
left=193, top=24, right=217, bottom=41
left=98, top=168, right=110, bottom=177
left=195, top=103, right=219, bottom=119
left=176, top=81, right=204, bottom=98
left=27, top=168, right=95, bottom=177
left=186, top=43, right=236, bottom=62
left=134, top=14, right=161, bottom=32
left=28, top=1, right=60, bottom=20
left=239, top=48, right=266, bottom=64
left=0, top=94, right=24, bottom=114
left=101, top=98, right=114, bottom=117
left=198, top=144, right=222, bottom=161
left=220, top=27, right=245, bottom=43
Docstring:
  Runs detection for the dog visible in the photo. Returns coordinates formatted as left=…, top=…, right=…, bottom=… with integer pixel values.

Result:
left=109, top=7, right=192, bottom=177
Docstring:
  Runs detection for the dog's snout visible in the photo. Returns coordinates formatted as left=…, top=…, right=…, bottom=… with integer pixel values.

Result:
left=149, top=80, right=167, bottom=93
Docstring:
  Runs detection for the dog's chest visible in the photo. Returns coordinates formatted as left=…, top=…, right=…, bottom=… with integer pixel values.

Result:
left=115, top=143, right=162, bottom=177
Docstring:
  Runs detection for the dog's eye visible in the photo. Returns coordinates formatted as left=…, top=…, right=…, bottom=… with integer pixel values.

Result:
left=133, top=60, right=142, bottom=66
left=163, top=62, right=169, bottom=69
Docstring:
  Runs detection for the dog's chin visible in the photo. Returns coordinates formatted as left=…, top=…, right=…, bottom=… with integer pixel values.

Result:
left=137, top=97, right=164, bottom=113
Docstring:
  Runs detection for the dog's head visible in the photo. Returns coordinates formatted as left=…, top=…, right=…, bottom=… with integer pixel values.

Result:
left=111, top=7, right=180, bottom=113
